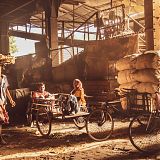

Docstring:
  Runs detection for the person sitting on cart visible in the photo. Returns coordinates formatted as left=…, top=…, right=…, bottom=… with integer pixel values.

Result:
left=32, top=82, right=55, bottom=101
left=28, top=82, right=55, bottom=127
left=69, top=79, right=87, bottom=114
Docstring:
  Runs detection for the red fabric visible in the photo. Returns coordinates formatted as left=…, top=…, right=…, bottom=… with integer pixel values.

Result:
left=0, top=105, right=9, bottom=124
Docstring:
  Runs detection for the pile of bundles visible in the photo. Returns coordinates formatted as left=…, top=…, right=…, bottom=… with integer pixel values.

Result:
left=0, top=54, right=15, bottom=65
left=116, top=50, right=160, bottom=110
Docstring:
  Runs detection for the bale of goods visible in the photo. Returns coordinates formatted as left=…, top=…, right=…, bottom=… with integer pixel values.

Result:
left=135, top=50, right=160, bottom=69
left=117, top=69, right=136, bottom=84
left=134, top=82, right=158, bottom=93
left=133, top=68, right=160, bottom=83
left=115, top=54, right=139, bottom=71
left=119, top=82, right=139, bottom=90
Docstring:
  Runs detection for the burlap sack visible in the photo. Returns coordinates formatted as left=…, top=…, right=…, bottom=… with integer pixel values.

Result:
left=134, top=82, right=158, bottom=93
left=117, top=69, right=136, bottom=84
left=135, top=51, right=160, bottom=69
left=115, top=54, right=139, bottom=71
left=133, top=68, right=160, bottom=84
left=119, top=81, right=139, bottom=89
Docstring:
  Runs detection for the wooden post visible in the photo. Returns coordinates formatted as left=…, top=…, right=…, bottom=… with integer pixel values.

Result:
left=144, top=0, right=154, bottom=50
left=153, top=0, right=160, bottom=50
left=0, top=22, right=9, bottom=55
left=50, top=0, right=60, bottom=67
left=60, top=21, right=65, bottom=63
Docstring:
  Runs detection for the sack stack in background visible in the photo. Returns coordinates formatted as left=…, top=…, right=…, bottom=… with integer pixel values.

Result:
left=116, top=50, right=160, bottom=110
left=116, top=51, right=159, bottom=93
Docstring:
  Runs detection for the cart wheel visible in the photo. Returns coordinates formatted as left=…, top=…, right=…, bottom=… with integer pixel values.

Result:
left=129, top=114, right=160, bottom=153
left=36, top=108, right=52, bottom=137
left=26, top=111, right=32, bottom=126
left=86, top=110, right=114, bottom=141
left=73, top=116, right=86, bottom=129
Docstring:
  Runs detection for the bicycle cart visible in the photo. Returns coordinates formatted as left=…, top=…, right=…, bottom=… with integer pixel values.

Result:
left=27, top=93, right=91, bottom=137
left=128, top=91, right=160, bottom=153
left=86, top=89, right=152, bottom=142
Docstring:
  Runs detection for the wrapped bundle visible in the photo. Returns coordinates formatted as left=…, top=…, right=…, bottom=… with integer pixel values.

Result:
left=133, top=68, right=160, bottom=84
left=119, top=82, right=139, bottom=90
left=134, top=82, right=159, bottom=93
left=115, top=54, right=139, bottom=71
left=135, top=51, right=160, bottom=69
left=117, top=69, right=136, bottom=84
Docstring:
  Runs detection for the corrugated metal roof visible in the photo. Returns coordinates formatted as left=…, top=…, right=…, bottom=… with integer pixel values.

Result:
left=0, top=0, right=144, bottom=31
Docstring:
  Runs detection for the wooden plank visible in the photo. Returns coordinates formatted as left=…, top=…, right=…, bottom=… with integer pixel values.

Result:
left=153, top=0, right=160, bottom=50
left=64, top=112, right=89, bottom=118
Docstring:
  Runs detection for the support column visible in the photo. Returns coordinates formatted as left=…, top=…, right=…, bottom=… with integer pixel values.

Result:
left=144, top=0, right=160, bottom=50
left=50, top=0, right=61, bottom=67
left=0, top=22, right=9, bottom=55
left=144, top=0, right=154, bottom=50
left=153, top=0, right=160, bottom=50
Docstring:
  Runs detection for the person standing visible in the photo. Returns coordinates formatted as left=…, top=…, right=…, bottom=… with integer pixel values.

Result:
left=0, top=66, right=15, bottom=145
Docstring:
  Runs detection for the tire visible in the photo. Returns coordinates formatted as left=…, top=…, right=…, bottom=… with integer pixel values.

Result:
left=129, top=114, right=160, bottom=153
left=86, top=110, right=114, bottom=141
left=73, top=116, right=86, bottom=129
left=36, top=107, right=52, bottom=137
left=26, top=111, right=32, bottom=126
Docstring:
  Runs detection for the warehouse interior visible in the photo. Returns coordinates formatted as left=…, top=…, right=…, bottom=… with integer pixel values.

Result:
left=0, top=0, right=159, bottom=121
left=0, top=0, right=159, bottom=159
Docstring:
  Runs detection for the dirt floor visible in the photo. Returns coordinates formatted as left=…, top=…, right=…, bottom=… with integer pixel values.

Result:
left=0, top=119, right=160, bottom=160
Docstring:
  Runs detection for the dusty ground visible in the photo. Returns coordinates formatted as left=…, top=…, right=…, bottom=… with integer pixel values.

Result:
left=0, top=119, right=160, bottom=160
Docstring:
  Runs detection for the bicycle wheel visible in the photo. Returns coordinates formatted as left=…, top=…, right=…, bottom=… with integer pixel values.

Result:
left=129, top=114, right=160, bottom=153
left=73, top=116, right=86, bottom=129
left=86, top=110, right=114, bottom=141
left=36, top=107, right=52, bottom=137
left=26, top=109, right=32, bottom=126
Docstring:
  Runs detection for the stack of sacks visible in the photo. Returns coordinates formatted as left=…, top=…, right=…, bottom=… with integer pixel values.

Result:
left=116, top=51, right=160, bottom=110
left=116, top=53, right=139, bottom=90
left=116, top=51, right=160, bottom=93
left=133, top=51, right=159, bottom=93
left=115, top=54, right=140, bottom=110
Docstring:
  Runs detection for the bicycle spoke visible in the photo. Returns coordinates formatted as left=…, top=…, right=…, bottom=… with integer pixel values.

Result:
left=86, top=110, right=114, bottom=141
left=36, top=108, right=52, bottom=137
left=129, top=114, right=160, bottom=153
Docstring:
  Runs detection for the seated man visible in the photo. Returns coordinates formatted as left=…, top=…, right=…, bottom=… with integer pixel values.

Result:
left=32, top=82, right=55, bottom=101
left=28, top=82, right=55, bottom=127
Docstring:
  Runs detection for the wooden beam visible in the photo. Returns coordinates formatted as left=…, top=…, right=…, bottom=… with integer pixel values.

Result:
left=58, top=37, right=85, bottom=48
left=9, top=30, right=86, bottom=47
left=1, top=0, right=35, bottom=18
left=66, top=12, right=97, bottom=39
left=61, top=0, right=85, bottom=5
left=9, top=30, right=44, bottom=41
